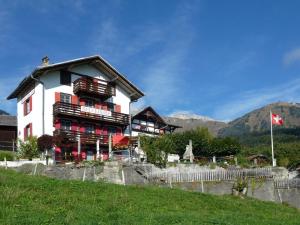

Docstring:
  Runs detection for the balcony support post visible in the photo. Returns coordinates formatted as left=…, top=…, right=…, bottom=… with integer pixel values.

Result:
left=96, top=139, right=100, bottom=160
left=109, top=134, right=112, bottom=160
left=77, top=134, right=81, bottom=160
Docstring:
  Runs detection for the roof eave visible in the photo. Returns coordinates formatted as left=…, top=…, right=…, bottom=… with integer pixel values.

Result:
left=7, top=55, right=144, bottom=100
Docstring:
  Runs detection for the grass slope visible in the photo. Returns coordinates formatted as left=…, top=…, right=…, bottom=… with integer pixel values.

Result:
left=0, top=169, right=299, bottom=225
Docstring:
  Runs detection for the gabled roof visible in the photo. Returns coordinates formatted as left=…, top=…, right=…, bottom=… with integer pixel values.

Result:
left=133, top=106, right=165, bottom=124
left=0, top=115, right=17, bottom=127
left=7, top=55, right=144, bottom=100
left=133, top=106, right=181, bottom=128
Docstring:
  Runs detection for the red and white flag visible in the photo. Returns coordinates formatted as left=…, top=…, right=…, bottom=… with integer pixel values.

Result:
left=272, top=114, right=283, bottom=125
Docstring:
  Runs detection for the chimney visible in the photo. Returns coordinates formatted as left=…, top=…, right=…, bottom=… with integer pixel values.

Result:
left=41, top=56, right=50, bottom=66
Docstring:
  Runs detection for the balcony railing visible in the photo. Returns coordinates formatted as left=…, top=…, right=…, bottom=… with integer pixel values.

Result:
left=73, top=78, right=115, bottom=98
left=53, top=102, right=129, bottom=125
left=53, top=129, right=109, bottom=145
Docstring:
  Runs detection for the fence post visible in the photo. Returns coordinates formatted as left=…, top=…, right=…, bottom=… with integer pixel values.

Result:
left=33, top=162, right=38, bottom=175
left=82, top=167, right=86, bottom=181
left=122, top=169, right=126, bottom=185
left=4, top=157, right=7, bottom=170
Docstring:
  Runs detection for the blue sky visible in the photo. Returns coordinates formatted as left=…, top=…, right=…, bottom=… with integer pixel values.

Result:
left=1, top=0, right=300, bottom=121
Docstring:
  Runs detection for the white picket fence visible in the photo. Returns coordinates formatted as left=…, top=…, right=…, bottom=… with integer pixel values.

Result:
left=149, top=168, right=273, bottom=183
left=274, top=178, right=300, bottom=189
left=0, top=159, right=53, bottom=168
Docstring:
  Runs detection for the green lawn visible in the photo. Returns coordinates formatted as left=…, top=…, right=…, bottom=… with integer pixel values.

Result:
left=0, top=169, right=299, bottom=225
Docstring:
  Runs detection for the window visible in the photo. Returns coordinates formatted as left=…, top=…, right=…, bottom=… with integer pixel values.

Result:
left=60, top=70, right=71, bottom=85
left=24, top=123, right=32, bottom=139
left=60, top=93, right=71, bottom=104
left=133, top=119, right=140, bottom=124
left=61, top=120, right=71, bottom=130
left=85, top=99, right=94, bottom=108
left=107, top=102, right=114, bottom=112
left=108, top=126, right=116, bottom=135
left=23, top=97, right=32, bottom=116
left=85, top=124, right=95, bottom=134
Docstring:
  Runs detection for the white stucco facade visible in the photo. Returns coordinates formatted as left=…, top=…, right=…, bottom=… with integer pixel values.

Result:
left=16, top=63, right=134, bottom=141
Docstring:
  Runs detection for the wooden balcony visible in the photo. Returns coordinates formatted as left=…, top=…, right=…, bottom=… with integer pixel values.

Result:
left=73, top=78, right=115, bottom=98
left=53, top=102, right=129, bottom=126
left=53, top=129, right=109, bottom=145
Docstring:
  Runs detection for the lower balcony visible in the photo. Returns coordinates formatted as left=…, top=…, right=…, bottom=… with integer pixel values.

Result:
left=53, top=129, right=109, bottom=145
left=53, top=102, right=129, bottom=126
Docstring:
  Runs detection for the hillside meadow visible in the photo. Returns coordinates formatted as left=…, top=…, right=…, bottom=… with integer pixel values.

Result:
left=0, top=169, right=299, bottom=225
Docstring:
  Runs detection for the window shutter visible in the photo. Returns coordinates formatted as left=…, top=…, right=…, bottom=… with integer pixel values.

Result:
left=116, top=127, right=122, bottom=136
left=95, top=101, right=101, bottom=109
left=80, top=125, right=85, bottom=133
left=29, top=96, right=32, bottom=112
left=55, top=92, right=60, bottom=103
left=71, top=122, right=78, bottom=131
left=29, top=123, right=33, bottom=137
left=24, top=127, right=27, bottom=139
left=71, top=95, right=78, bottom=105
left=79, top=98, right=85, bottom=106
left=95, top=126, right=101, bottom=135
left=55, top=119, right=61, bottom=129
left=102, top=103, right=108, bottom=111
left=102, top=127, right=108, bottom=135
left=115, top=104, right=121, bottom=113
left=23, top=102, right=26, bottom=116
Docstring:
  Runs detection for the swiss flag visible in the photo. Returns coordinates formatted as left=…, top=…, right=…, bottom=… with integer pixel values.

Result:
left=272, top=114, right=283, bottom=125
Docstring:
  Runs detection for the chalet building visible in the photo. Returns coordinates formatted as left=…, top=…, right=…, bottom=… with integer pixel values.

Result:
left=131, top=106, right=180, bottom=137
left=7, top=55, right=144, bottom=161
left=0, top=115, right=17, bottom=151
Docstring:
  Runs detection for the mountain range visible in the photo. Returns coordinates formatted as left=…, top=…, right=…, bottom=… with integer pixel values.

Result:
left=165, top=102, right=300, bottom=137
left=1, top=102, right=300, bottom=137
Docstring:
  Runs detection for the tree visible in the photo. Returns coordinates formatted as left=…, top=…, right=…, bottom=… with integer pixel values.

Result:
left=210, top=137, right=241, bottom=156
left=37, top=135, right=54, bottom=152
left=18, top=136, right=39, bottom=160
left=140, top=135, right=175, bottom=168
left=37, top=135, right=54, bottom=165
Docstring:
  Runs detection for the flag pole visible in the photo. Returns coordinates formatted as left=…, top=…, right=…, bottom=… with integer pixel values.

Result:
left=270, top=110, right=275, bottom=167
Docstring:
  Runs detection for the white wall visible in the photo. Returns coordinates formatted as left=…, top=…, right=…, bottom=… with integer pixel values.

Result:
left=17, top=81, right=43, bottom=140
left=131, top=130, right=158, bottom=137
left=17, top=64, right=134, bottom=140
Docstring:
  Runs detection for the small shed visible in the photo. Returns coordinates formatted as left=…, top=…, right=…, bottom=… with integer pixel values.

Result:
left=0, top=115, right=17, bottom=151
left=247, top=154, right=269, bottom=165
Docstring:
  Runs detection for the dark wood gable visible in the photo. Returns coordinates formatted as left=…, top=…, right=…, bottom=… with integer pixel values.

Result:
left=132, top=106, right=180, bottom=135
left=133, top=107, right=165, bottom=124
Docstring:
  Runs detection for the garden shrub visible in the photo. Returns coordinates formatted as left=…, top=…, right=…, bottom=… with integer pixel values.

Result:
left=0, top=150, right=15, bottom=161
left=17, top=136, right=39, bottom=160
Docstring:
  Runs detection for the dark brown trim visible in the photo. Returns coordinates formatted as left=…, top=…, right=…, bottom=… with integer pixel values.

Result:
left=7, top=55, right=144, bottom=100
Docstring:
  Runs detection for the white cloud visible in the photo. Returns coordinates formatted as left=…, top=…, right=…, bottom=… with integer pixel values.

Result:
left=220, top=52, right=256, bottom=77
left=283, top=47, right=300, bottom=65
left=136, top=2, right=198, bottom=111
left=88, top=1, right=200, bottom=113
left=91, top=19, right=165, bottom=64
left=213, top=78, right=300, bottom=121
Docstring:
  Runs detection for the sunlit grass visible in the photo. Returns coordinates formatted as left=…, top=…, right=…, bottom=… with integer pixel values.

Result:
left=0, top=169, right=299, bottom=225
